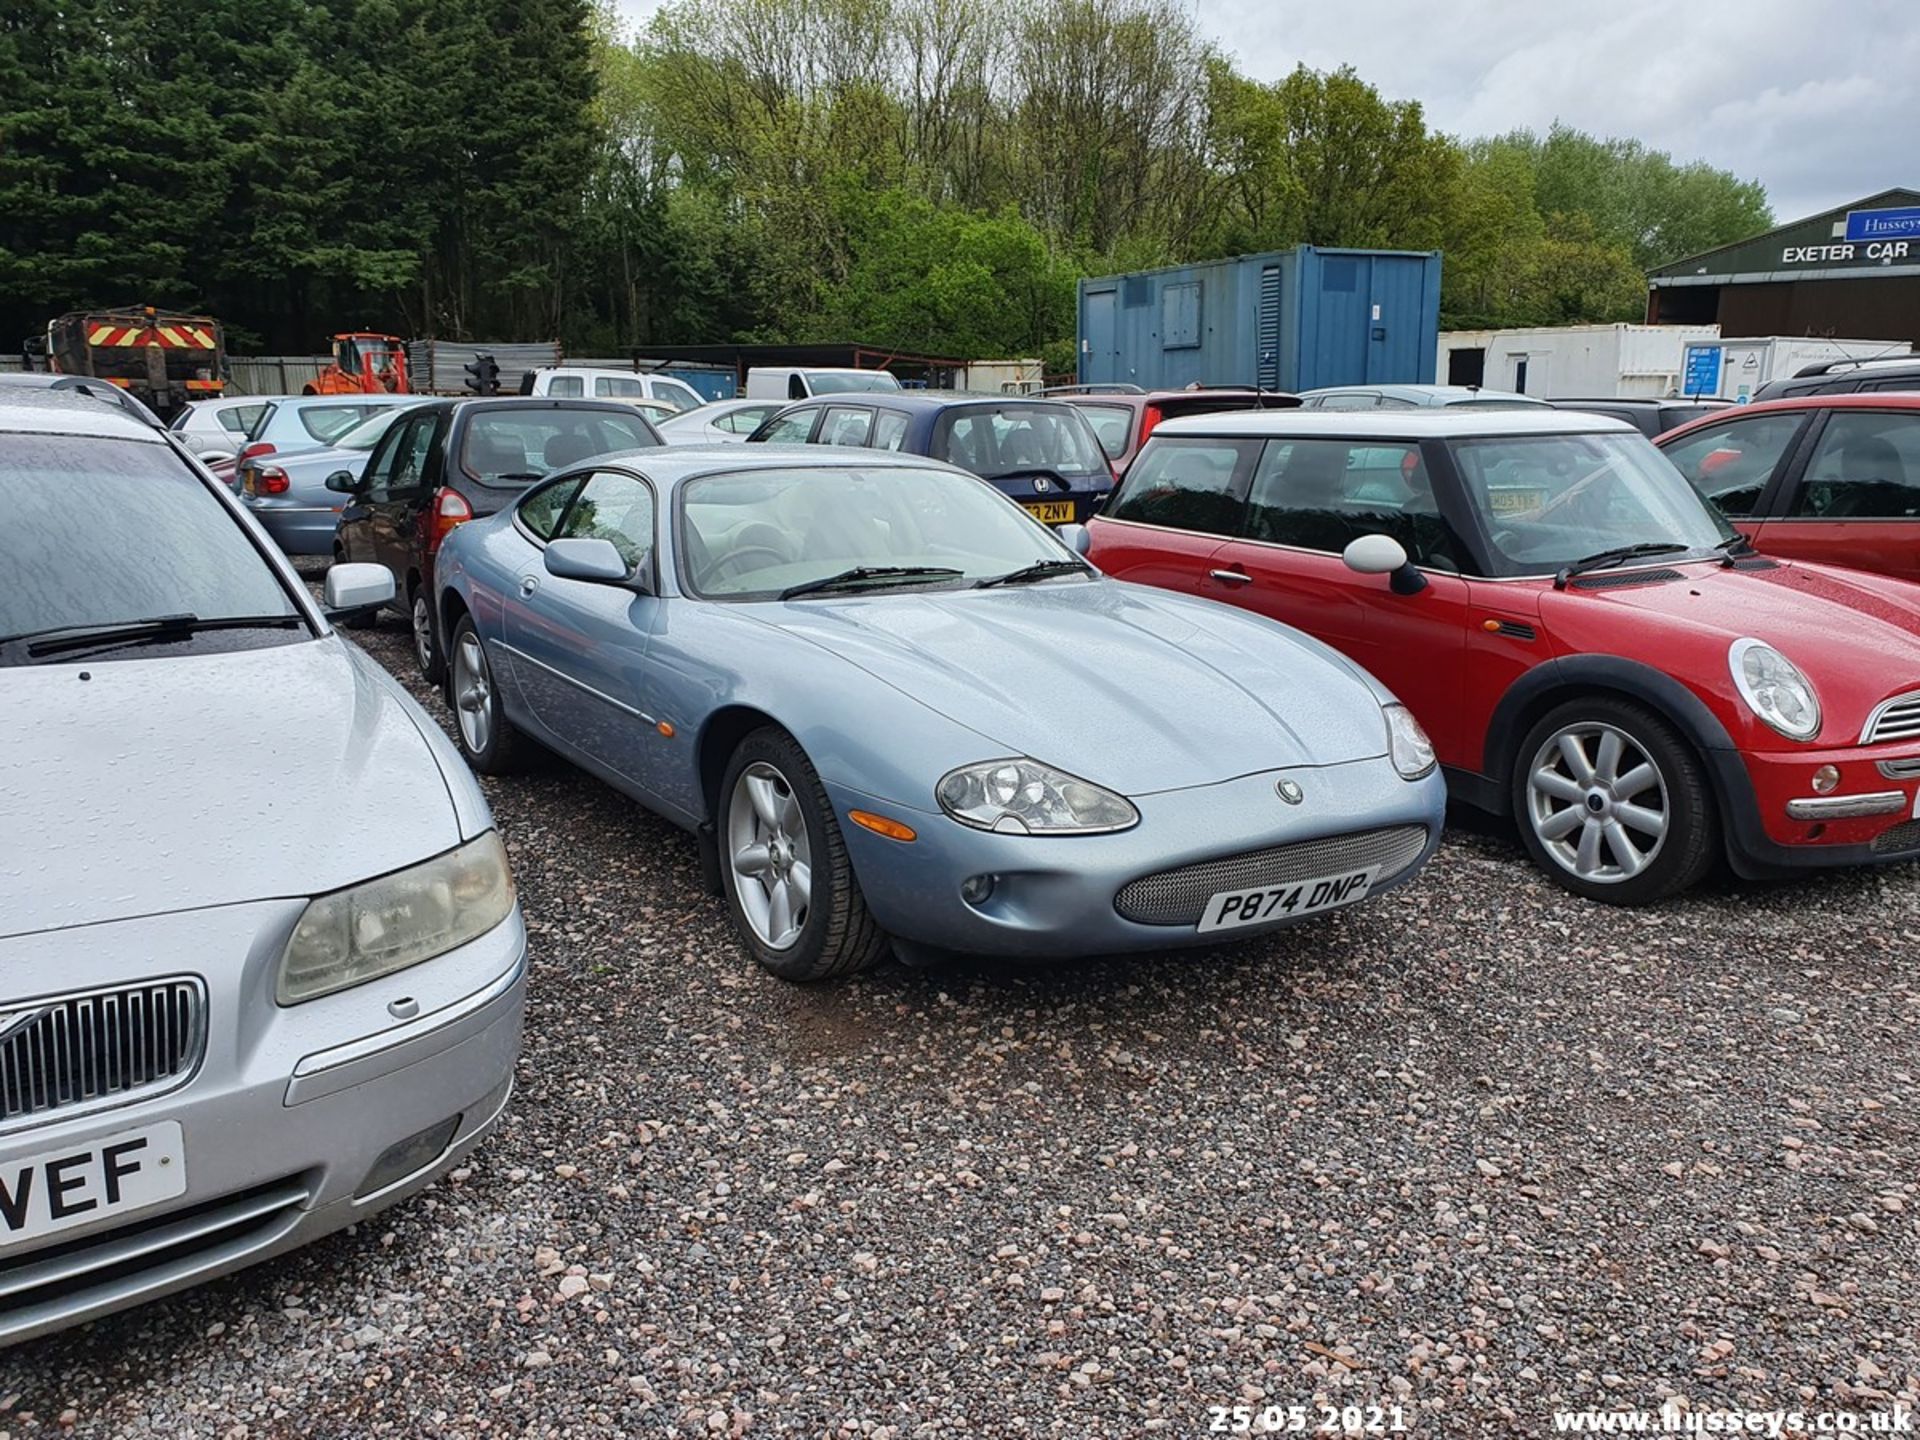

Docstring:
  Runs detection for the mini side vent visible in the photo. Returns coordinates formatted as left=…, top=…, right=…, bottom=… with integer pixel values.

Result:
left=1493, top=620, right=1536, bottom=641
left=1569, top=568, right=1685, bottom=591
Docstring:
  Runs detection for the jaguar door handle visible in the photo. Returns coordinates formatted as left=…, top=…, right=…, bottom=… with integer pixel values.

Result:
left=1209, top=568, right=1253, bottom=586
left=520, top=576, right=540, bottom=597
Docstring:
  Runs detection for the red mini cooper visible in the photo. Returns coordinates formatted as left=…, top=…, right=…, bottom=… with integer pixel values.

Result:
left=1087, top=409, right=1920, bottom=905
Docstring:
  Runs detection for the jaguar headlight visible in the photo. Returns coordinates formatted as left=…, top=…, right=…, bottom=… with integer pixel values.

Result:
left=936, top=758, right=1138, bottom=835
left=1729, top=637, right=1821, bottom=742
left=1385, top=704, right=1437, bottom=779
left=277, top=831, right=515, bottom=1004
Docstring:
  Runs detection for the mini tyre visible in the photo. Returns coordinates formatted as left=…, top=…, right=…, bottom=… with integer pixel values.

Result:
left=1512, top=695, right=1716, bottom=905
left=447, top=615, right=521, bottom=774
left=719, top=727, right=888, bottom=981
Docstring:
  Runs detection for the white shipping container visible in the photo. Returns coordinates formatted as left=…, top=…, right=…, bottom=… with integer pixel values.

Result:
left=960, top=359, right=1045, bottom=394
left=1713, top=337, right=1911, bottom=400
left=1436, top=324, right=1721, bottom=399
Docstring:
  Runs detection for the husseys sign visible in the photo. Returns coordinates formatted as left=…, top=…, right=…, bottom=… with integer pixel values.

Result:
left=1778, top=206, right=1920, bottom=266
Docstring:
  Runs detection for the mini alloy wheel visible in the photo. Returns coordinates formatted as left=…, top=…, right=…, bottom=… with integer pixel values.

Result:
left=1512, top=697, right=1717, bottom=905
left=1526, top=722, right=1667, bottom=883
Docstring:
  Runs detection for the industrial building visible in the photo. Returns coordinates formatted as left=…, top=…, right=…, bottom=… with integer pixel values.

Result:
left=1646, top=188, right=1920, bottom=343
left=1076, top=246, right=1442, bottom=392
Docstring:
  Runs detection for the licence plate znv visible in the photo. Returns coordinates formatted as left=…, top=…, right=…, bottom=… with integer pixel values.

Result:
left=1023, top=500, right=1075, bottom=524
left=0, top=1119, right=188, bottom=1248
left=1196, top=867, right=1379, bottom=934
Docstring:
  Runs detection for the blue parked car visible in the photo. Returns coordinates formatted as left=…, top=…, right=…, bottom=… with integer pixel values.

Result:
left=746, top=393, right=1114, bottom=527
left=431, top=445, right=1445, bottom=980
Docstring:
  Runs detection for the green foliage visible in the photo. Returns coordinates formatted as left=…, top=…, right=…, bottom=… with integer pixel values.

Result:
left=0, top=0, right=1774, bottom=360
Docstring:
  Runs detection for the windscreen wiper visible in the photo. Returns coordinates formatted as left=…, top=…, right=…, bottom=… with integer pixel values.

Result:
left=778, top=566, right=963, bottom=601
left=1553, top=542, right=1691, bottom=590
left=974, top=559, right=1090, bottom=589
left=5, top=613, right=303, bottom=661
left=1715, top=533, right=1756, bottom=561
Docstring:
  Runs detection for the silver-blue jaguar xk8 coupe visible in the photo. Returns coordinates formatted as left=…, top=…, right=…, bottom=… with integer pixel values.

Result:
left=430, top=446, right=1446, bottom=979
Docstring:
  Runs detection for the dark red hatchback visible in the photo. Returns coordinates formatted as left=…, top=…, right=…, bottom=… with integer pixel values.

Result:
left=1655, top=393, right=1920, bottom=583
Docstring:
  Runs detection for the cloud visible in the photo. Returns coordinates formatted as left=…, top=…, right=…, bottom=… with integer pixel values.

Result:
left=610, top=0, right=1913, bottom=221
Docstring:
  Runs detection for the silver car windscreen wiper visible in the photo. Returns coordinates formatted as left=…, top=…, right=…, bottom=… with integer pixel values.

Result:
left=778, top=566, right=963, bottom=601
left=974, top=559, right=1090, bottom=589
left=5, top=613, right=304, bottom=661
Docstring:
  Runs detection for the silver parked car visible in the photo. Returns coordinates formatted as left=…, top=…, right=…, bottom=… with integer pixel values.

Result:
left=0, top=390, right=526, bottom=1344
left=433, top=445, right=1445, bottom=979
left=654, top=398, right=786, bottom=445
left=1297, top=384, right=1547, bottom=411
left=169, top=395, right=275, bottom=461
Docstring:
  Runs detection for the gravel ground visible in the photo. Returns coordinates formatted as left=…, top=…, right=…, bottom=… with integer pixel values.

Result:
left=5, top=593, right=1919, bottom=1438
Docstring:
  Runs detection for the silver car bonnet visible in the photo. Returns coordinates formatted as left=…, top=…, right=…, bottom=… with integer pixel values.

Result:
left=1, top=635, right=464, bottom=939
left=752, top=580, right=1392, bottom=795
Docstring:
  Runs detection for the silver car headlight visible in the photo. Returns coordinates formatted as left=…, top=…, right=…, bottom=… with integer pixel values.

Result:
left=1729, top=637, right=1821, bottom=741
left=1385, top=704, right=1437, bottom=779
left=277, top=831, right=515, bottom=1004
left=936, top=758, right=1138, bottom=835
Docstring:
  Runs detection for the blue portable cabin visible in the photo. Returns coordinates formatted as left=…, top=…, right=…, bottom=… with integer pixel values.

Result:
left=1077, top=246, right=1442, bottom=392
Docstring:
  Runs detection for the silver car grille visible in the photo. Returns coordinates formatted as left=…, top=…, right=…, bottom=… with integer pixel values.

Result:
left=1114, top=825, right=1430, bottom=926
left=0, top=979, right=207, bottom=1131
left=1863, top=691, right=1920, bottom=745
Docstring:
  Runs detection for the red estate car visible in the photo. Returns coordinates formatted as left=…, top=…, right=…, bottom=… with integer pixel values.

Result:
left=1087, top=408, right=1920, bottom=905
left=1655, top=392, right=1920, bottom=583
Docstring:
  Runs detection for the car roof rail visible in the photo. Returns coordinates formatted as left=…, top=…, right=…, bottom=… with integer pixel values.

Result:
left=1790, top=354, right=1920, bottom=378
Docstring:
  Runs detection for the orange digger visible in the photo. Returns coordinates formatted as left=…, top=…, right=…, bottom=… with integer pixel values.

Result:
left=306, top=332, right=411, bottom=394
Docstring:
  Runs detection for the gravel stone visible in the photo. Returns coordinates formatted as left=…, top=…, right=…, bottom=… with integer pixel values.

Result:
left=7, top=589, right=1920, bottom=1434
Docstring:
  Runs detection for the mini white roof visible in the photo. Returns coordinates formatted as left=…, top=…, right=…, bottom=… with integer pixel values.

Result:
left=1152, top=408, right=1636, bottom=440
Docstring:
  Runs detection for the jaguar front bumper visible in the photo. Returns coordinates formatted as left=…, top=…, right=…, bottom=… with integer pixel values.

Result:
left=829, top=757, right=1446, bottom=959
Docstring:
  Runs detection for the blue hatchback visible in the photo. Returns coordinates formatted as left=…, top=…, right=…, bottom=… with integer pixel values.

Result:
left=746, top=393, right=1114, bottom=526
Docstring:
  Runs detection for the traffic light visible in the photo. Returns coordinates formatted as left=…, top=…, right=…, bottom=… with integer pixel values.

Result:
left=463, top=353, right=500, bottom=395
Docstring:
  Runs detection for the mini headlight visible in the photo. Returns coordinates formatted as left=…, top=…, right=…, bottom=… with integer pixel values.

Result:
left=1729, top=637, right=1821, bottom=742
left=1384, top=704, right=1437, bottom=779
left=936, top=758, right=1138, bottom=835
left=277, top=831, right=515, bottom=1004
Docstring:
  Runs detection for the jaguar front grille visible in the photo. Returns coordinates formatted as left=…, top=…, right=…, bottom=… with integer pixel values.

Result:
left=1114, top=825, right=1430, bottom=926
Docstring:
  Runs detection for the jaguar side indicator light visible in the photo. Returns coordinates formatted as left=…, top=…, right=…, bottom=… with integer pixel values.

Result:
left=849, top=810, right=916, bottom=842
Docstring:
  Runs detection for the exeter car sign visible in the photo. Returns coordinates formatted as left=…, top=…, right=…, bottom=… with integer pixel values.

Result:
left=1845, top=206, right=1920, bottom=243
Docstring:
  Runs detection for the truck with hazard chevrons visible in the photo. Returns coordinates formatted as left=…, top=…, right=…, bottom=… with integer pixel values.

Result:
left=41, top=306, right=227, bottom=421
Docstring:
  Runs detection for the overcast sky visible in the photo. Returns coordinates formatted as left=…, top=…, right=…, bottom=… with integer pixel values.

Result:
left=609, top=0, right=1915, bottom=222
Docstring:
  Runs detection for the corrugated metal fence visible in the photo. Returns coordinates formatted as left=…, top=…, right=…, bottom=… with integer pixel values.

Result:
left=226, top=356, right=332, bottom=395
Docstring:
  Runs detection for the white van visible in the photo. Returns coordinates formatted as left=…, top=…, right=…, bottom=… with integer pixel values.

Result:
left=744, top=366, right=903, bottom=401
left=526, top=366, right=706, bottom=412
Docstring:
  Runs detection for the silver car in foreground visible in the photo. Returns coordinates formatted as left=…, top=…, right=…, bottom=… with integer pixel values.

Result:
left=0, top=391, right=526, bottom=1344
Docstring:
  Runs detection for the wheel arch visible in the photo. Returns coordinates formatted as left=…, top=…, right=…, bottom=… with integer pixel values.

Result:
left=439, top=581, right=472, bottom=640
left=697, top=705, right=786, bottom=820
left=1481, top=656, right=1739, bottom=819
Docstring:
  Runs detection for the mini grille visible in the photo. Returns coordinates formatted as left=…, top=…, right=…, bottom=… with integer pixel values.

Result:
left=0, top=979, right=206, bottom=1129
left=1569, top=569, right=1685, bottom=590
left=1863, top=691, right=1920, bottom=745
left=1872, top=819, right=1920, bottom=855
left=1879, top=756, right=1920, bottom=780
left=1114, top=826, right=1429, bottom=926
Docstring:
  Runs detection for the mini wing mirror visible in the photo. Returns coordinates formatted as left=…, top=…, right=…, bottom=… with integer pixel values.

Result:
left=324, top=469, right=362, bottom=495
left=1055, top=522, right=1092, bottom=557
left=322, top=562, right=396, bottom=616
left=1342, top=534, right=1427, bottom=595
left=544, top=536, right=633, bottom=584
